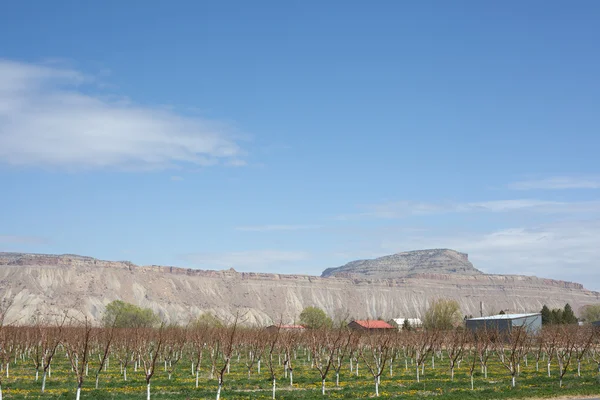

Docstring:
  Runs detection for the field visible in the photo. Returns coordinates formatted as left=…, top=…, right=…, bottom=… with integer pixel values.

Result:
left=0, top=324, right=599, bottom=399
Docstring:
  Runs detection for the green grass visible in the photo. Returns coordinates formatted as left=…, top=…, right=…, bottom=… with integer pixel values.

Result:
left=1, top=353, right=599, bottom=399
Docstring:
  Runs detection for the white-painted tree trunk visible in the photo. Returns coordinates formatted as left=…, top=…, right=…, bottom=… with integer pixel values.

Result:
left=272, top=378, right=276, bottom=399
left=76, top=386, right=81, bottom=400
left=321, top=379, right=325, bottom=395
left=124, top=367, right=127, bottom=381
left=416, top=364, right=420, bottom=383
left=0, top=384, right=3, bottom=400
left=289, top=369, right=293, bottom=386
left=336, top=371, right=339, bottom=386
left=511, top=376, right=516, bottom=388
left=5, top=363, right=7, bottom=378
left=41, top=371, right=47, bottom=392
left=375, top=377, right=379, bottom=397
left=196, top=369, right=199, bottom=388
left=258, top=360, right=261, bottom=373
left=216, top=380, right=222, bottom=400
left=470, top=374, right=474, bottom=390
left=147, top=383, right=151, bottom=400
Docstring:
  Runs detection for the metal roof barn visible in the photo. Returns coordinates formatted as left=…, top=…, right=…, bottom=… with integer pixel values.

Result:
left=466, top=313, right=542, bottom=334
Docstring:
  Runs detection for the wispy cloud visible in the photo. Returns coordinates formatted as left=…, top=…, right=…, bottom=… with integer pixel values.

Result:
left=0, top=235, right=50, bottom=245
left=181, top=250, right=310, bottom=271
left=376, top=220, right=600, bottom=291
left=235, top=224, right=321, bottom=232
left=0, top=59, right=244, bottom=170
left=170, top=175, right=184, bottom=181
left=509, top=176, right=600, bottom=190
left=342, top=199, right=600, bottom=219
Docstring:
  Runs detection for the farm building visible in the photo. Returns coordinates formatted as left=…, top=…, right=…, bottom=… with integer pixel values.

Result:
left=466, top=313, right=542, bottom=334
left=348, top=320, right=395, bottom=331
left=265, top=324, right=305, bottom=332
left=391, top=318, right=422, bottom=330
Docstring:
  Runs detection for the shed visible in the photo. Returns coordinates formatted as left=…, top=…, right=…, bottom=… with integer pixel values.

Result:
left=466, top=313, right=542, bottom=335
left=391, top=318, right=422, bottom=330
left=348, top=320, right=395, bottom=331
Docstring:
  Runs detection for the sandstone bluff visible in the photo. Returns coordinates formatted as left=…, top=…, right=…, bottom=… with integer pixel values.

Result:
left=0, top=249, right=598, bottom=325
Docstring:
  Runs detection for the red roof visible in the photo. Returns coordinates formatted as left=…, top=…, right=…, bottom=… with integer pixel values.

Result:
left=351, top=320, right=394, bottom=329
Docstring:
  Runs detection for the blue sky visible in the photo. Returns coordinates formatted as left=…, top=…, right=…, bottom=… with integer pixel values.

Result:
left=1, top=1, right=599, bottom=290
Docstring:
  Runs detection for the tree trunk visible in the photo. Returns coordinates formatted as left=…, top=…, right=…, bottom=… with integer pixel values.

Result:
left=258, top=360, right=261, bottom=374
left=124, top=367, right=127, bottom=381
left=511, top=375, right=516, bottom=388
left=272, top=378, right=276, bottom=400
left=321, top=378, right=325, bottom=395
left=547, top=362, right=551, bottom=377
left=470, top=374, right=474, bottom=390
left=147, top=382, right=151, bottom=400
left=375, top=377, right=379, bottom=397
left=216, top=380, right=222, bottom=400
left=76, top=381, right=82, bottom=400
left=95, top=373, right=100, bottom=389
left=416, top=363, right=420, bottom=383
left=336, top=371, right=339, bottom=386
left=196, top=369, right=199, bottom=388
left=289, top=369, right=293, bottom=386
left=41, top=370, right=47, bottom=393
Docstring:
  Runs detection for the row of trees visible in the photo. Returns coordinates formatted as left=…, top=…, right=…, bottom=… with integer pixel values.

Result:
left=541, top=303, right=578, bottom=325
left=104, top=299, right=600, bottom=332
left=1, top=316, right=599, bottom=399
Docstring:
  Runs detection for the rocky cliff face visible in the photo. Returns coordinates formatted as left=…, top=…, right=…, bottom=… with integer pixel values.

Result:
left=0, top=251, right=598, bottom=326
left=321, top=249, right=482, bottom=278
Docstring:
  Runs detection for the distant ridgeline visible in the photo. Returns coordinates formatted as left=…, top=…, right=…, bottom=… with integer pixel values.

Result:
left=0, top=250, right=597, bottom=326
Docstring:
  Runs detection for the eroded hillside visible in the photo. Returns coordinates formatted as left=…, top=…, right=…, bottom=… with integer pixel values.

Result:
left=0, top=251, right=598, bottom=325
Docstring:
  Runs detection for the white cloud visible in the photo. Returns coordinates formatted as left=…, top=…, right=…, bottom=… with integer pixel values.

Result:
left=235, top=224, right=321, bottom=232
left=181, top=250, right=310, bottom=271
left=509, top=176, right=600, bottom=190
left=0, top=235, right=50, bottom=245
left=0, top=59, right=243, bottom=170
left=378, top=221, right=600, bottom=291
left=348, top=199, right=600, bottom=219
